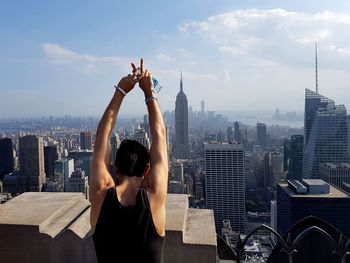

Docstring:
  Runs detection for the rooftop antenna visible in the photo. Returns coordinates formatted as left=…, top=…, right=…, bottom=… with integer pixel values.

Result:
left=315, top=42, right=319, bottom=94
left=180, top=67, right=183, bottom=92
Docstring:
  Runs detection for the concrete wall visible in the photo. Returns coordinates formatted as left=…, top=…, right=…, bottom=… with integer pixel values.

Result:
left=0, top=192, right=217, bottom=263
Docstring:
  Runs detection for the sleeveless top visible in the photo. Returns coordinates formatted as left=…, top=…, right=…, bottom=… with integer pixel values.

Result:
left=92, top=187, right=165, bottom=263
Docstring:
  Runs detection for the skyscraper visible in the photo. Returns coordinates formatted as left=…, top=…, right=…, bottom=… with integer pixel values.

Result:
left=54, top=158, right=74, bottom=191
left=68, top=150, right=93, bottom=177
left=257, top=123, right=267, bottom=150
left=234, top=121, right=242, bottom=144
left=80, top=131, right=92, bottom=150
left=174, top=72, right=189, bottom=159
left=264, top=153, right=272, bottom=190
left=205, top=143, right=245, bottom=233
left=172, top=161, right=184, bottom=184
left=270, top=151, right=285, bottom=186
left=19, top=135, right=46, bottom=191
left=319, top=163, right=350, bottom=189
left=277, top=179, right=350, bottom=237
left=304, top=89, right=334, bottom=147
left=0, top=138, right=14, bottom=179
left=110, top=132, right=120, bottom=165
left=132, top=129, right=151, bottom=149
left=67, top=168, right=89, bottom=198
left=287, top=135, right=303, bottom=180
left=283, top=138, right=290, bottom=172
left=227, top=126, right=234, bottom=143
left=44, top=145, right=60, bottom=180
left=303, top=89, right=348, bottom=178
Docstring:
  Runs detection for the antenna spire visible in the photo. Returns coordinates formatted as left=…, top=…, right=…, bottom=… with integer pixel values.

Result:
left=315, top=42, right=319, bottom=94
left=180, top=68, right=183, bottom=92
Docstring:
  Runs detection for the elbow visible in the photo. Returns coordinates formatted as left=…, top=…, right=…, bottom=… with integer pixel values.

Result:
left=159, top=126, right=166, bottom=137
left=153, top=125, right=166, bottom=138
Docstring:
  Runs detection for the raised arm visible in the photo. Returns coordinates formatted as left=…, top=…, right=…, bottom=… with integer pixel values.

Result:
left=138, top=61, right=168, bottom=236
left=90, top=74, right=137, bottom=229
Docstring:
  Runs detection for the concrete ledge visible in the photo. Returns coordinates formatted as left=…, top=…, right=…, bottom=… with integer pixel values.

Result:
left=0, top=192, right=90, bottom=238
left=165, top=193, right=188, bottom=232
left=184, top=209, right=216, bottom=246
left=0, top=192, right=217, bottom=263
left=67, top=207, right=93, bottom=239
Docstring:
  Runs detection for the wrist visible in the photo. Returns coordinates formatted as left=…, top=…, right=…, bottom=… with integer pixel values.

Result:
left=144, top=89, right=155, bottom=98
left=145, top=93, right=157, bottom=104
left=114, top=85, right=127, bottom=96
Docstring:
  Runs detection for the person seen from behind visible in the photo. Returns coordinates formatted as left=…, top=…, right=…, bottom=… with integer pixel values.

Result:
left=90, top=59, right=168, bottom=263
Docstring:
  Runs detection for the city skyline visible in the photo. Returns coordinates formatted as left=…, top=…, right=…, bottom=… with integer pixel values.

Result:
left=1, top=1, right=350, bottom=117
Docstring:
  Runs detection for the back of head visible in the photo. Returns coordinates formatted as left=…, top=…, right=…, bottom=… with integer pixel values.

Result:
left=115, top=140, right=149, bottom=177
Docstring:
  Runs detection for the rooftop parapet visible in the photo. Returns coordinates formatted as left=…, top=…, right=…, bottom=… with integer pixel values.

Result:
left=0, top=192, right=217, bottom=263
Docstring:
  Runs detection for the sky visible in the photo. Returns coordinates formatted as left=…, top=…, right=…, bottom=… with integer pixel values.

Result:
left=1, top=0, right=350, bottom=118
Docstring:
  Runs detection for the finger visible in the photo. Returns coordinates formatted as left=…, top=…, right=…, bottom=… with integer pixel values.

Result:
left=131, top=63, right=137, bottom=73
left=140, top=58, right=144, bottom=73
left=136, top=74, right=143, bottom=81
left=132, top=77, right=139, bottom=85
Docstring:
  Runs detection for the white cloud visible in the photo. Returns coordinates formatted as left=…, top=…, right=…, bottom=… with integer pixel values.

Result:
left=295, top=30, right=330, bottom=45
left=176, top=48, right=186, bottom=54
left=219, top=46, right=244, bottom=55
left=156, top=53, right=175, bottom=63
left=224, top=70, right=231, bottom=81
left=157, top=69, right=216, bottom=81
left=328, top=44, right=350, bottom=55
left=179, top=9, right=350, bottom=68
left=42, top=43, right=130, bottom=74
left=185, top=72, right=217, bottom=80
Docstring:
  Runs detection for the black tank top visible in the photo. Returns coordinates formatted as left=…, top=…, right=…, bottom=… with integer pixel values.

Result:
left=92, top=187, right=165, bottom=263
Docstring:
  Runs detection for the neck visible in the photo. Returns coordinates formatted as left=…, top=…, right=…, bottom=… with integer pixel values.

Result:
left=117, top=175, right=142, bottom=206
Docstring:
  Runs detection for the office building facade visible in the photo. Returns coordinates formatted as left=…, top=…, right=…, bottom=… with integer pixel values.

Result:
left=54, top=158, right=74, bottom=191
left=319, top=162, right=350, bottom=188
left=303, top=89, right=349, bottom=178
left=205, top=143, right=245, bottom=233
left=257, top=123, right=267, bottom=150
left=110, top=132, right=120, bottom=165
left=132, top=129, right=150, bottom=149
left=234, top=122, right=242, bottom=144
left=80, top=131, right=92, bottom=150
left=287, top=135, right=304, bottom=180
left=44, top=145, right=60, bottom=180
left=0, top=138, right=14, bottom=178
left=67, top=150, right=93, bottom=177
left=67, top=168, right=89, bottom=198
left=19, top=135, right=46, bottom=191
left=277, top=179, right=350, bottom=237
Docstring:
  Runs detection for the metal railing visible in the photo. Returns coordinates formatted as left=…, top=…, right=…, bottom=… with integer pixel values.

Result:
left=218, top=216, right=350, bottom=263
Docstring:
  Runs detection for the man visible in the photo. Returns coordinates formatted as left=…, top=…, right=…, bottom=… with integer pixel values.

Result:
left=90, top=59, right=168, bottom=263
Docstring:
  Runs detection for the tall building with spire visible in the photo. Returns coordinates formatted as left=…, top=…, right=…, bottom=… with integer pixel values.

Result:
left=174, top=72, right=189, bottom=159
left=303, top=89, right=348, bottom=179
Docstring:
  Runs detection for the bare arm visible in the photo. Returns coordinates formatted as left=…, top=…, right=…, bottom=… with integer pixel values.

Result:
left=138, top=63, right=168, bottom=236
left=90, top=74, right=137, bottom=230
left=144, top=92, right=168, bottom=198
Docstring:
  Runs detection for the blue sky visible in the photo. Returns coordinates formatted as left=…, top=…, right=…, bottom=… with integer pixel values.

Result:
left=1, top=1, right=350, bottom=118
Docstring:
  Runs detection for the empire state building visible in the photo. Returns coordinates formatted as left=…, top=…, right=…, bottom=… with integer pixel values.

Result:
left=174, top=73, right=189, bottom=159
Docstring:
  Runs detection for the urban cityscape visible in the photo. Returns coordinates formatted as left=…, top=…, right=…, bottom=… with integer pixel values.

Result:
left=1, top=1, right=350, bottom=263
